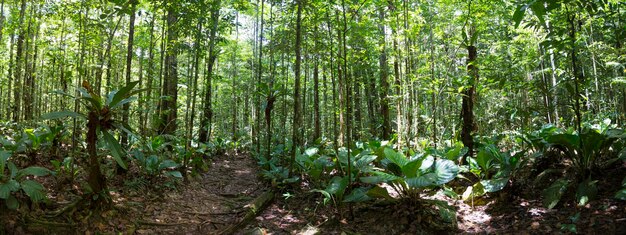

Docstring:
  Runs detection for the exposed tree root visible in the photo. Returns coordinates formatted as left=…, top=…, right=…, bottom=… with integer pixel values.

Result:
left=136, top=220, right=188, bottom=227
left=218, top=190, right=275, bottom=235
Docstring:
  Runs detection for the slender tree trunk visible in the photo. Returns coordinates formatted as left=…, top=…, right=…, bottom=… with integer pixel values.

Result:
left=378, top=8, right=391, bottom=140
left=199, top=0, right=221, bottom=142
left=13, top=0, right=27, bottom=122
left=144, top=10, right=156, bottom=135
left=461, top=26, right=478, bottom=162
left=313, top=58, right=321, bottom=141
left=158, top=4, right=179, bottom=135
left=290, top=0, right=303, bottom=176
left=121, top=1, right=137, bottom=146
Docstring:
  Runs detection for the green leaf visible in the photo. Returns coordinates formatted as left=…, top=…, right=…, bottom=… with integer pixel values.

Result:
left=432, top=200, right=456, bottom=223
left=513, top=4, right=528, bottom=28
left=20, top=180, right=46, bottom=202
left=41, top=111, right=85, bottom=120
left=109, top=96, right=137, bottom=110
left=355, top=154, right=377, bottom=172
left=6, top=195, right=19, bottom=209
left=0, top=180, right=20, bottom=199
left=17, top=167, right=51, bottom=179
left=543, top=179, right=570, bottom=209
left=432, top=159, right=460, bottom=185
left=360, top=171, right=400, bottom=184
left=158, top=160, right=179, bottom=170
left=304, top=147, right=319, bottom=157
left=311, top=189, right=332, bottom=205
left=481, top=177, right=509, bottom=193
left=343, top=187, right=371, bottom=202
left=367, top=186, right=395, bottom=200
left=384, top=148, right=407, bottom=167
left=109, top=81, right=140, bottom=107
left=166, top=171, right=183, bottom=178
left=476, top=148, right=494, bottom=171
left=575, top=179, right=597, bottom=206
left=102, top=130, right=127, bottom=170
left=407, top=173, right=437, bottom=188
left=326, top=176, right=349, bottom=199
left=546, top=134, right=579, bottom=151
left=615, top=189, right=626, bottom=200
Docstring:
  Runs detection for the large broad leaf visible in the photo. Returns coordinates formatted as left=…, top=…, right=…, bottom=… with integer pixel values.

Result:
left=367, top=186, right=395, bottom=200
left=402, top=154, right=427, bottom=178
left=158, top=160, right=178, bottom=170
left=432, top=159, right=460, bottom=185
left=542, top=179, right=570, bottom=209
left=304, top=147, right=319, bottom=157
left=311, top=189, right=332, bottom=205
left=109, top=96, right=137, bottom=110
left=166, top=171, right=183, bottom=178
left=431, top=200, right=456, bottom=223
left=108, top=81, right=140, bottom=108
left=445, top=143, right=468, bottom=161
left=41, top=111, right=85, bottom=120
left=476, top=148, right=494, bottom=172
left=575, top=179, right=598, bottom=206
left=360, top=171, right=400, bottom=184
left=384, top=148, right=408, bottom=167
left=355, top=154, right=377, bottom=172
left=326, top=176, right=349, bottom=199
left=481, top=177, right=509, bottom=193
left=407, top=173, right=437, bottom=188
left=463, top=183, right=485, bottom=201
left=17, top=166, right=51, bottom=179
left=0, top=150, right=10, bottom=171
left=6, top=195, right=19, bottom=209
left=546, top=133, right=579, bottom=151
left=343, top=187, right=371, bottom=203
left=0, top=180, right=20, bottom=199
left=512, top=4, right=529, bottom=28
left=102, top=130, right=127, bottom=169
left=20, top=180, right=46, bottom=202
left=615, top=189, right=626, bottom=200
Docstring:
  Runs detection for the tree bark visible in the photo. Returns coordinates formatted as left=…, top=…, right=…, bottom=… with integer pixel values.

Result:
left=13, top=0, right=27, bottom=122
left=122, top=1, right=137, bottom=146
left=199, top=0, right=221, bottom=142
left=290, top=0, right=303, bottom=176
left=378, top=8, right=391, bottom=140
left=461, top=44, right=477, bottom=162
left=157, top=4, right=179, bottom=135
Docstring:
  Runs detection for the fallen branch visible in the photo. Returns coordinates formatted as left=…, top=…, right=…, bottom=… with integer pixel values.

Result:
left=137, top=220, right=188, bottom=227
left=26, top=216, right=75, bottom=227
left=44, top=199, right=82, bottom=218
left=218, top=190, right=275, bottom=235
left=185, top=209, right=243, bottom=216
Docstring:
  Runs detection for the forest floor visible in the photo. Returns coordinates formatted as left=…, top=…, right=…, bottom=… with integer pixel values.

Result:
left=2, top=152, right=626, bottom=234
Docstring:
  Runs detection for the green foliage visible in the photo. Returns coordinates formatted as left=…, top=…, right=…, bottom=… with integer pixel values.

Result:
left=0, top=150, right=51, bottom=210
left=526, top=122, right=626, bottom=208
left=130, top=148, right=182, bottom=179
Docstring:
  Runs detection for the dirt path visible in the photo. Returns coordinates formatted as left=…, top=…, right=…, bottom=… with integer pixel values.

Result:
left=127, top=152, right=267, bottom=234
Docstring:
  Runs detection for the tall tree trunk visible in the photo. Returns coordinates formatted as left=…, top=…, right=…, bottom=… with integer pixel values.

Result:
left=461, top=28, right=478, bottom=162
left=144, top=9, right=156, bottom=135
left=290, top=0, right=303, bottom=176
left=378, top=8, right=391, bottom=140
left=313, top=58, right=321, bottom=141
left=199, top=0, right=221, bottom=142
left=13, top=0, right=27, bottom=122
left=158, top=4, right=179, bottom=135
left=122, top=1, right=137, bottom=146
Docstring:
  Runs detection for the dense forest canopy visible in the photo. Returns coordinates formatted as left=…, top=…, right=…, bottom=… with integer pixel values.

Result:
left=0, top=0, right=625, bottom=233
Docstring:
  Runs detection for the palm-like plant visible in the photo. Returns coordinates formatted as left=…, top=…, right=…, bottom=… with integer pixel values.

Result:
left=43, top=80, right=142, bottom=207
